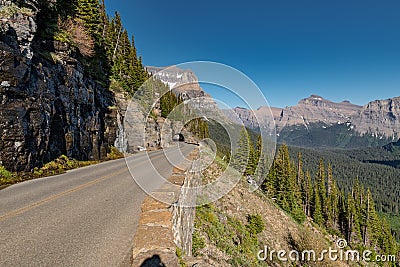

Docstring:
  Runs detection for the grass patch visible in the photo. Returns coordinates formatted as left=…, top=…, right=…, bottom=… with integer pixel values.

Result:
left=194, top=203, right=269, bottom=266
left=0, top=147, right=124, bottom=189
left=106, top=146, right=124, bottom=160
left=32, top=155, right=97, bottom=177
left=0, top=165, right=14, bottom=188
left=192, top=229, right=206, bottom=256
left=175, top=247, right=186, bottom=267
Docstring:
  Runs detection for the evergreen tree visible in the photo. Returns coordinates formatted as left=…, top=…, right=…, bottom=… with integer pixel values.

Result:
left=263, top=158, right=277, bottom=197
left=75, top=0, right=101, bottom=39
left=262, top=145, right=398, bottom=256
left=312, top=184, right=324, bottom=225
left=364, top=189, right=381, bottom=247
left=305, top=171, right=313, bottom=217
left=267, top=145, right=305, bottom=223
left=254, top=134, right=262, bottom=166
left=346, top=190, right=362, bottom=244
left=231, top=128, right=251, bottom=174
left=326, top=164, right=339, bottom=229
left=316, top=160, right=327, bottom=224
left=297, top=153, right=307, bottom=214
left=380, top=218, right=397, bottom=256
left=245, top=139, right=256, bottom=175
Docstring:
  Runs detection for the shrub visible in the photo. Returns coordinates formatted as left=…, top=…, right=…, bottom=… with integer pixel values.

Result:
left=194, top=204, right=266, bottom=266
left=192, top=230, right=206, bottom=256
left=56, top=17, right=95, bottom=57
left=246, top=214, right=265, bottom=236
left=32, top=155, right=88, bottom=177
left=107, top=146, right=124, bottom=160
left=0, top=165, right=14, bottom=186
left=54, top=29, right=71, bottom=44
left=175, top=247, right=186, bottom=267
left=0, top=165, right=12, bottom=179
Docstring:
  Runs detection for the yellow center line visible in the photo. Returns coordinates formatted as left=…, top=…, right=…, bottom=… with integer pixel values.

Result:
left=0, top=147, right=186, bottom=222
left=0, top=168, right=128, bottom=222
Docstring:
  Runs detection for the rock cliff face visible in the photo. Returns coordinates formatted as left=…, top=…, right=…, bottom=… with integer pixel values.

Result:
left=232, top=95, right=400, bottom=146
left=0, top=1, right=120, bottom=171
left=352, top=97, right=400, bottom=138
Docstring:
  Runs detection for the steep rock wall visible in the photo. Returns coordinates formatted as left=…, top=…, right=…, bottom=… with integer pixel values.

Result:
left=0, top=1, right=119, bottom=171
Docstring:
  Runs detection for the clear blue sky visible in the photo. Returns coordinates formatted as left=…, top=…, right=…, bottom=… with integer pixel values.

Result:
left=105, top=0, right=400, bottom=108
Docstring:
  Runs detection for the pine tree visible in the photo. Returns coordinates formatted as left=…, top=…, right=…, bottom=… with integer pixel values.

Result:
left=231, top=127, right=251, bottom=175
left=326, top=164, right=339, bottom=229
left=315, top=160, right=327, bottom=225
left=260, top=146, right=399, bottom=257
left=245, top=139, right=256, bottom=175
left=269, top=145, right=305, bottom=223
left=263, top=158, right=277, bottom=197
left=99, top=0, right=107, bottom=42
left=297, top=153, right=308, bottom=214
left=56, top=0, right=77, bottom=18
left=346, top=189, right=362, bottom=244
left=274, top=145, right=290, bottom=209
left=364, top=189, right=381, bottom=247
left=380, top=218, right=397, bottom=256
left=75, top=0, right=101, bottom=39
left=254, top=134, right=262, bottom=166
left=305, top=171, right=313, bottom=217
left=313, top=184, right=324, bottom=225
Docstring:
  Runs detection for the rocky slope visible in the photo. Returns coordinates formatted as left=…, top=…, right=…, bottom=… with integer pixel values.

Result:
left=0, top=1, right=121, bottom=171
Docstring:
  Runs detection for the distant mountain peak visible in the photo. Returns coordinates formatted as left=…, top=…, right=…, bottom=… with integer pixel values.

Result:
left=298, top=94, right=329, bottom=105
left=308, top=94, right=325, bottom=100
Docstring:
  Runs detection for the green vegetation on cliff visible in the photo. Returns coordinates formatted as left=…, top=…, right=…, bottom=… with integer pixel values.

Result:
left=36, top=0, right=149, bottom=94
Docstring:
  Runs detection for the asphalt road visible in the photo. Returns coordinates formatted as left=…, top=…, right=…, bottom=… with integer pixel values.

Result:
left=0, top=143, right=194, bottom=267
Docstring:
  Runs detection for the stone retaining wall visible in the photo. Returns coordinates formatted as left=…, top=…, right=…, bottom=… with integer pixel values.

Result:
left=131, top=150, right=199, bottom=266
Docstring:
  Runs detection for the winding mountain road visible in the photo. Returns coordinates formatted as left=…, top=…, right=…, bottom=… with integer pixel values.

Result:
left=0, top=144, right=194, bottom=267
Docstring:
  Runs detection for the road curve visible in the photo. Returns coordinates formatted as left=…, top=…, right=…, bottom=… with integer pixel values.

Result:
left=0, top=143, right=194, bottom=267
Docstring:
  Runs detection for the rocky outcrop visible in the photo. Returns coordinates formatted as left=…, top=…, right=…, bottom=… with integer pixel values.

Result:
left=119, top=97, right=186, bottom=153
left=0, top=1, right=119, bottom=171
left=352, top=97, right=400, bottom=138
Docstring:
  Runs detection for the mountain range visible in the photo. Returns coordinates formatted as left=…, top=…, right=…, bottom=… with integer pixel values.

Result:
left=233, top=94, right=400, bottom=148
left=146, top=66, right=400, bottom=149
